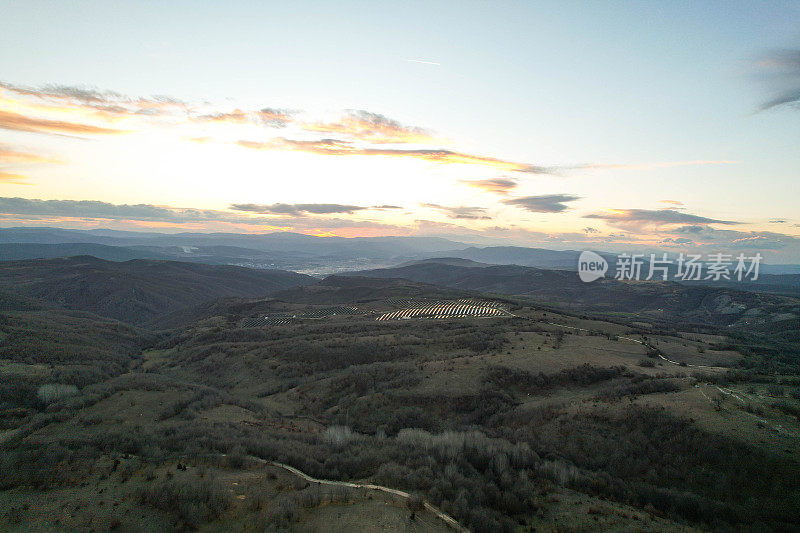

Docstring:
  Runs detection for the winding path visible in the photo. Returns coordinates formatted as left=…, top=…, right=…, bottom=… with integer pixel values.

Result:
left=249, top=457, right=468, bottom=531
left=545, top=322, right=721, bottom=370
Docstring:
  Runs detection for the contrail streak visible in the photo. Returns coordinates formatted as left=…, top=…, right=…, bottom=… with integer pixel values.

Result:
left=405, top=59, right=441, bottom=66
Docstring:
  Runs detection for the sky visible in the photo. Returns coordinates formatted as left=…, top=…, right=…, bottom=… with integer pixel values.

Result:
left=1, top=1, right=799, bottom=261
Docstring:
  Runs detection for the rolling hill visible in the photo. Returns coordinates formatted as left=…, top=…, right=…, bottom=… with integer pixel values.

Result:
left=345, top=259, right=800, bottom=334
left=273, top=274, right=466, bottom=305
left=0, top=256, right=315, bottom=325
left=1, top=253, right=800, bottom=532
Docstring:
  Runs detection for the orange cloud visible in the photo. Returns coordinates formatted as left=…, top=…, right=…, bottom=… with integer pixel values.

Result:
left=193, top=109, right=251, bottom=125
left=192, top=107, right=294, bottom=127
left=0, top=197, right=409, bottom=235
left=421, top=203, right=490, bottom=220
left=303, top=110, right=434, bottom=143
left=0, top=171, right=32, bottom=184
left=237, top=138, right=553, bottom=174
left=0, top=109, right=126, bottom=136
left=459, top=178, right=518, bottom=194
left=184, top=136, right=212, bottom=144
left=0, top=145, right=60, bottom=164
left=0, top=81, right=186, bottom=120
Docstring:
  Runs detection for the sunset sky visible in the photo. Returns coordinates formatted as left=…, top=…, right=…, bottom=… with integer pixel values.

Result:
left=1, top=1, right=799, bottom=261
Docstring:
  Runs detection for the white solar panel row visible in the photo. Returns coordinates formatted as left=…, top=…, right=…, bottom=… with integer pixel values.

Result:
left=375, top=303, right=506, bottom=321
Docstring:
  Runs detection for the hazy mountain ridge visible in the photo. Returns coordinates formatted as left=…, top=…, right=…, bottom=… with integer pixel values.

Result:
left=0, top=243, right=175, bottom=262
left=2, top=228, right=799, bottom=279
left=0, top=227, right=464, bottom=257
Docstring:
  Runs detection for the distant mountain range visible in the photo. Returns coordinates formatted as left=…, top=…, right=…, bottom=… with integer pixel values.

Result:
left=441, top=247, right=800, bottom=277
left=0, top=226, right=461, bottom=256
left=0, top=227, right=466, bottom=274
left=1, top=227, right=799, bottom=278
left=0, top=242, right=175, bottom=262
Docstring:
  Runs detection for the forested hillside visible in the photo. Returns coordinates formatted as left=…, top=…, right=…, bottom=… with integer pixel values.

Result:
left=0, top=256, right=314, bottom=325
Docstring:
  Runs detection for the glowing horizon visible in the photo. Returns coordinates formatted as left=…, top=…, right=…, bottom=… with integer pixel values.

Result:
left=1, top=2, right=799, bottom=261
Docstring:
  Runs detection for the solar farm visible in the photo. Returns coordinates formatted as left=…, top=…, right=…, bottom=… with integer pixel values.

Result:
left=240, top=305, right=362, bottom=327
left=240, top=314, right=295, bottom=327
left=376, top=299, right=511, bottom=321
left=301, top=305, right=360, bottom=319
left=239, top=298, right=512, bottom=327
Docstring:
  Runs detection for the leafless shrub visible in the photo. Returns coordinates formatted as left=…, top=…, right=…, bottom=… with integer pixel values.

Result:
left=773, top=401, right=800, bottom=419
left=226, top=444, right=247, bottom=469
left=36, top=383, right=78, bottom=404
left=768, top=384, right=785, bottom=397
left=743, top=403, right=765, bottom=416
left=407, top=492, right=425, bottom=512
left=137, top=472, right=231, bottom=528
left=537, top=459, right=581, bottom=486
left=396, top=428, right=537, bottom=467
left=322, top=425, right=355, bottom=449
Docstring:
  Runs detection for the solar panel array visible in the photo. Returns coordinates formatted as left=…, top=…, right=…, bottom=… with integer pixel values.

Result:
left=376, top=300, right=509, bottom=321
left=301, top=306, right=360, bottom=319
left=240, top=305, right=360, bottom=327
left=241, top=315, right=294, bottom=327
left=240, top=299, right=509, bottom=326
left=383, top=297, right=437, bottom=308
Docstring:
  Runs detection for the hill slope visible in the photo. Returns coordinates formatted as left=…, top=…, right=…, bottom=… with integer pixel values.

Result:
left=273, top=274, right=466, bottom=305
left=0, top=256, right=315, bottom=325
